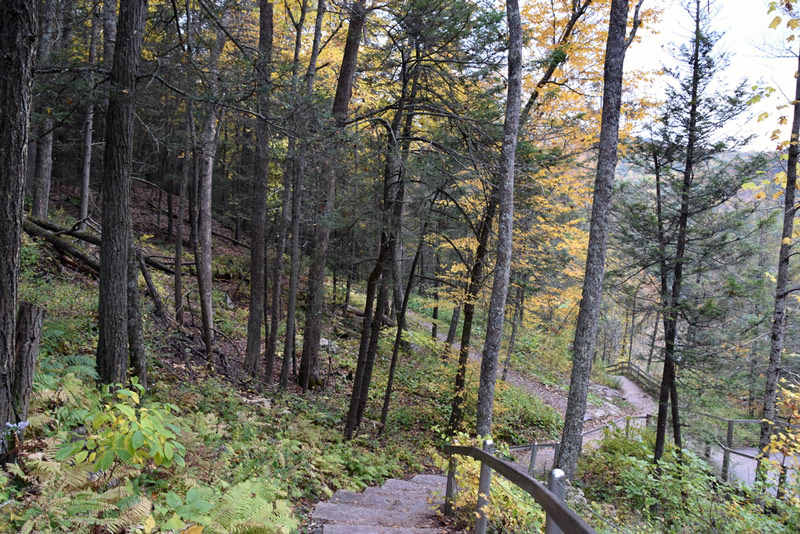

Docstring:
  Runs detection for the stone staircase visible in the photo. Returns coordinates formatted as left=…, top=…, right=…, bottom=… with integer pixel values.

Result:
left=311, top=474, right=448, bottom=533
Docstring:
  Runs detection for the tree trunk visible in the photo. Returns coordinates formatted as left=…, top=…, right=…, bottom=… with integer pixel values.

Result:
left=759, top=45, right=800, bottom=454
left=447, top=194, right=497, bottom=435
left=502, top=285, right=524, bottom=382
left=12, top=302, right=44, bottom=425
left=646, top=309, right=660, bottom=374
left=0, top=0, right=37, bottom=440
left=32, top=117, right=54, bottom=219
left=195, top=109, right=219, bottom=360
left=78, top=0, right=100, bottom=231
left=557, top=0, right=633, bottom=479
left=128, top=245, right=147, bottom=391
left=30, top=0, right=57, bottom=219
left=300, top=0, right=366, bottom=387
left=748, top=342, right=759, bottom=418
left=431, top=251, right=439, bottom=340
left=96, top=0, right=148, bottom=386
left=175, top=107, right=193, bottom=324
left=475, top=0, right=522, bottom=438
left=103, top=0, right=116, bottom=67
left=281, top=0, right=323, bottom=390
left=446, top=305, right=460, bottom=346
left=192, top=14, right=227, bottom=362
left=654, top=0, right=702, bottom=465
left=380, top=224, right=428, bottom=433
left=244, top=1, right=273, bottom=377
left=344, top=234, right=387, bottom=435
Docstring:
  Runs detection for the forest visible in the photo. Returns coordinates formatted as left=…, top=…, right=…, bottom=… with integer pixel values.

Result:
left=2, top=0, right=800, bottom=532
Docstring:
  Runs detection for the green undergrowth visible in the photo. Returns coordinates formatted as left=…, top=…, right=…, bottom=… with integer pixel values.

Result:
left=576, top=427, right=800, bottom=533
left=5, top=235, right=566, bottom=532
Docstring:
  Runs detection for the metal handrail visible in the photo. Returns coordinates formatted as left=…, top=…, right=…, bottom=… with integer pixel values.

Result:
left=443, top=442, right=596, bottom=534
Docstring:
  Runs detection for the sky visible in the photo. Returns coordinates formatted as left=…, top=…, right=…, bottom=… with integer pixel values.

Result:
left=623, top=0, right=798, bottom=151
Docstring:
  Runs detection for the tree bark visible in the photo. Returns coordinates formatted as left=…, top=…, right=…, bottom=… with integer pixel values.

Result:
left=196, top=110, right=219, bottom=360
left=12, top=302, right=44, bottom=426
left=556, top=0, right=633, bottom=479
left=759, top=45, right=800, bottom=454
left=475, top=0, right=522, bottom=438
left=244, top=1, right=273, bottom=377
left=95, top=0, right=148, bottom=386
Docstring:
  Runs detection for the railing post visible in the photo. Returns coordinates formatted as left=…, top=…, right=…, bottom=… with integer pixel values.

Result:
left=553, top=443, right=560, bottom=470
left=625, top=416, right=631, bottom=438
left=528, top=443, right=538, bottom=475
left=545, top=468, right=567, bottom=534
left=475, top=439, right=494, bottom=534
left=721, top=419, right=734, bottom=482
left=444, top=455, right=458, bottom=516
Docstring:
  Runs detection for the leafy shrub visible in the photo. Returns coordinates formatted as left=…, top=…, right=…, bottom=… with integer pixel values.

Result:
left=577, top=427, right=800, bottom=533
left=56, top=380, right=186, bottom=474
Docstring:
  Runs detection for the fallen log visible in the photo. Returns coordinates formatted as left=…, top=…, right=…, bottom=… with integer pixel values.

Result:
left=23, top=218, right=100, bottom=274
left=27, top=216, right=174, bottom=275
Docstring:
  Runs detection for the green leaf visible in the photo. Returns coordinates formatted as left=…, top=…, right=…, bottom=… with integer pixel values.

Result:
left=132, top=430, right=144, bottom=449
left=163, top=514, right=185, bottom=530
left=115, top=403, right=136, bottom=419
left=165, top=491, right=183, bottom=509
left=55, top=443, right=79, bottom=461
left=97, top=449, right=115, bottom=471
left=74, top=449, right=88, bottom=463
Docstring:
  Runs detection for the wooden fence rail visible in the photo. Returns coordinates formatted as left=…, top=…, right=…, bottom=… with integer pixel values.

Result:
left=443, top=441, right=596, bottom=534
left=606, top=361, right=661, bottom=394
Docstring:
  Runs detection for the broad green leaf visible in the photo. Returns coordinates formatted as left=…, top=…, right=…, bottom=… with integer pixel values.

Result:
left=132, top=429, right=144, bottom=449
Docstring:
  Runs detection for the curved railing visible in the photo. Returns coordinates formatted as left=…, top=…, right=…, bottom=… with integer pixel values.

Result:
left=443, top=441, right=596, bottom=534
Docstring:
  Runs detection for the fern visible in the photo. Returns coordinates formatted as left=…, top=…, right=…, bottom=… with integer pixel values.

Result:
left=198, top=480, right=297, bottom=534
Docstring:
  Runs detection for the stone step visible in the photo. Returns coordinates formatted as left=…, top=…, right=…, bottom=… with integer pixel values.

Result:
left=383, top=478, right=437, bottom=492
left=323, top=525, right=446, bottom=534
left=329, top=489, right=438, bottom=514
left=312, top=502, right=440, bottom=529
left=362, top=487, right=443, bottom=508
left=410, top=474, right=447, bottom=490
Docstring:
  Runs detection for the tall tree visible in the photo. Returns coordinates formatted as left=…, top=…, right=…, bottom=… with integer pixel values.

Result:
left=244, top=0, right=274, bottom=377
left=447, top=0, right=594, bottom=436
left=556, top=0, right=641, bottom=479
left=299, top=0, right=366, bottom=390
left=0, top=0, right=38, bottom=445
left=95, top=0, right=148, bottom=385
left=759, top=39, right=800, bottom=454
left=78, top=1, right=101, bottom=231
left=280, top=0, right=325, bottom=390
left=474, top=0, right=523, bottom=438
